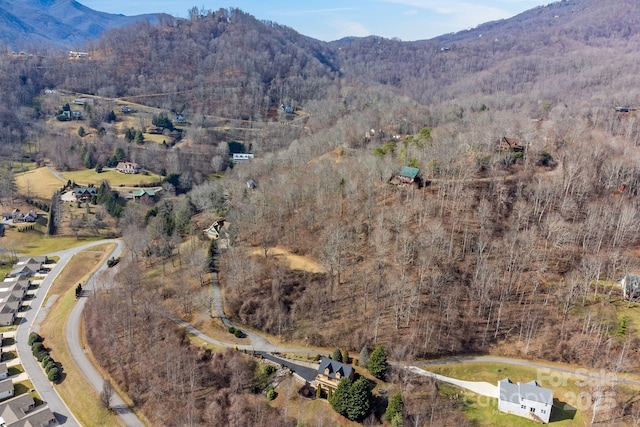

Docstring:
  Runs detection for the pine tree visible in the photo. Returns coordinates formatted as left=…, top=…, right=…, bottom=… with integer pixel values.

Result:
left=386, top=393, right=404, bottom=426
left=332, top=348, right=343, bottom=362
left=358, top=346, right=369, bottom=366
left=330, top=377, right=351, bottom=416
left=368, top=344, right=388, bottom=380
left=346, top=378, right=371, bottom=421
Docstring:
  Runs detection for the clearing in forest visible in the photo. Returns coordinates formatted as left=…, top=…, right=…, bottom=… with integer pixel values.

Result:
left=15, top=167, right=63, bottom=200
left=250, top=247, right=326, bottom=273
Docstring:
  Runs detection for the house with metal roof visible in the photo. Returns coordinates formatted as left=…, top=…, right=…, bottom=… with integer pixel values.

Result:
left=498, top=378, right=553, bottom=423
left=392, top=166, right=420, bottom=185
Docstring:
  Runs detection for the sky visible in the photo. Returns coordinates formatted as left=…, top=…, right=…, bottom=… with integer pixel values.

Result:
left=79, top=0, right=553, bottom=42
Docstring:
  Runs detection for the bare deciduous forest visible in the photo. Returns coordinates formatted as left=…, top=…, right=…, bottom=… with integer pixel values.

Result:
left=3, top=0, right=640, bottom=425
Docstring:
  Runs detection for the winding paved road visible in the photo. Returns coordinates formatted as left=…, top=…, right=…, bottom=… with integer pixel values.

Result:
left=16, top=240, right=126, bottom=426
left=46, top=241, right=640, bottom=426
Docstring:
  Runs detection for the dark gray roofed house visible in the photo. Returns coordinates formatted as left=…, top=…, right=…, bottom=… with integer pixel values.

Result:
left=0, top=393, right=56, bottom=426
left=315, top=358, right=355, bottom=390
left=73, top=187, right=97, bottom=202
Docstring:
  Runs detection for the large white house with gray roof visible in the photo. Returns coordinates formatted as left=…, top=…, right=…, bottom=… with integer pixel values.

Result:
left=498, top=378, right=553, bottom=423
left=621, top=274, right=640, bottom=300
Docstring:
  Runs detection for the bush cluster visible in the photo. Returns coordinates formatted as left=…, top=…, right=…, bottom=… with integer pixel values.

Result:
left=107, top=257, right=120, bottom=268
left=29, top=333, right=61, bottom=383
left=227, top=326, right=246, bottom=338
left=24, top=198, right=50, bottom=212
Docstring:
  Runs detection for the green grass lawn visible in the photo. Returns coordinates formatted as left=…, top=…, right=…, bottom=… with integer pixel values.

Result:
left=61, top=169, right=161, bottom=187
left=1, top=227, right=102, bottom=256
left=424, top=362, right=587, bottom=426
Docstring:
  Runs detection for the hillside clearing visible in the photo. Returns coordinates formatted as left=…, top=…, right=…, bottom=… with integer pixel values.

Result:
left=14, top=167, right=63, bottom=200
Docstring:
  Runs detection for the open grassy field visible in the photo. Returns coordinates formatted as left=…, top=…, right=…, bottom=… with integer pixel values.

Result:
left=15, top=167, right=64, bottom=199
left=421, top=361, right=615, bottom=426
left=38, top=244, right=126, bottom=427
left=60, top=169, right=161, bottom=187
left=0, top=226, right=102, bottom=256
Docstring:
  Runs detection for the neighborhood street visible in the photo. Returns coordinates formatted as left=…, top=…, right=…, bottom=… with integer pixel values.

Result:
left=15, top=240, right=125, bottom=426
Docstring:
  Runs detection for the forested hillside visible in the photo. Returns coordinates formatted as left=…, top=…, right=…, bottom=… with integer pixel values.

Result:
left=4, top=0, right=640, bottom=425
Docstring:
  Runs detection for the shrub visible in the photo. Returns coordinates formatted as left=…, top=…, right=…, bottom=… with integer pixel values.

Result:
left=31, top=342, right=45, bottom=356
left=47, top=367, right=61, bottom=383
left=263, top=364, right=276, bottom=376
left=43, top=361, right=56, bottom=372
left=28, top=333, right=43, bottom=346
left=107, top=257, right=120, bottom=268
left=234, top=329, right=245, bottom=338
left=265, top=385, right=277, bottom=401
left=228, top=326, right=236, bottom=334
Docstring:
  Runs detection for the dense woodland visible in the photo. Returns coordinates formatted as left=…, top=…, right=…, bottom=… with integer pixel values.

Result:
left=3, top=0, right=640, bottom=425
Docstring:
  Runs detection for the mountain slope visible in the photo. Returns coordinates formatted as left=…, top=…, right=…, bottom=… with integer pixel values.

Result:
left=0, top=0, right=172, bottom=49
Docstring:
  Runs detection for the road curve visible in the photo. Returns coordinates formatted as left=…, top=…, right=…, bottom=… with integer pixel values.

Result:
left=16, top=239, right=127, bottom=426
left=64, top=239, right=146, bottom=427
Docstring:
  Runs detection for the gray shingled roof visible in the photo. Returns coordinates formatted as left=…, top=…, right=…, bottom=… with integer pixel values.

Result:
left=317, top=358, right=353, bottom=381
left=520, top=380, right=553, bottom=405
left=499, top=378, right=553, bottom=406
left=498, top=378, right=520, bottom=404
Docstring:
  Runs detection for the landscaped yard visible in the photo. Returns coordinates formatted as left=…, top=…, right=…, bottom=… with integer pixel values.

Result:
left=421, top=362, right=606, bottom=426
left=0, top=226, right=101, bottom=256
left=60, top=169, right=161, bottom=187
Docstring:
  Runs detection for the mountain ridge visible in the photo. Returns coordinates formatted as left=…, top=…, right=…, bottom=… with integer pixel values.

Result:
left=0, top=0, right=172, bottom=50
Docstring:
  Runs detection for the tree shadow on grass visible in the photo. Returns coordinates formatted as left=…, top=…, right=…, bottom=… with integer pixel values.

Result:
left=550, top=398, right=577, bottom=422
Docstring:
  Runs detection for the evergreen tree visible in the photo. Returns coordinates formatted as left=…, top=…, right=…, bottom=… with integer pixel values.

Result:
left=332, top=348, right=343, bottom=362
left=358, top=346, right=369, bottom=366
left=386, top=393, right=404, bottom=426
left=368, top=345, right=388, bottom=380
left=329, top=377, right=351, bottom=416
left=346, top=378, right=371, bottom=421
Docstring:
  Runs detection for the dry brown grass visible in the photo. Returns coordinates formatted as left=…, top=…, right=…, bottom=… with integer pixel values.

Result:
left=270, top=377, right=360, bottom=426
left=249, top=246, right=326, bottom=273
left=14, top=167, right=64, bottom=200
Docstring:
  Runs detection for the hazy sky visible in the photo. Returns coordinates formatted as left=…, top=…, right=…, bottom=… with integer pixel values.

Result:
left=80, top=0, right=552, bottom=41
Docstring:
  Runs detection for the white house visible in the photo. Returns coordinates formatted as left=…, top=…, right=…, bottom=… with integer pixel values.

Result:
left=621, top=274, right=640, bottom=300
left=498, top=378, right=553, bottom=424
left=232, top=153, right=254, bottom=161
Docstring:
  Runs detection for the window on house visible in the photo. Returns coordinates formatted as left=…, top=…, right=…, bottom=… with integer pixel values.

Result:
left=530, top=407, right=536, bottom=413
left=521, top=405, right=526, bottom=409
left=541, top=410, right=546, bottom=414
